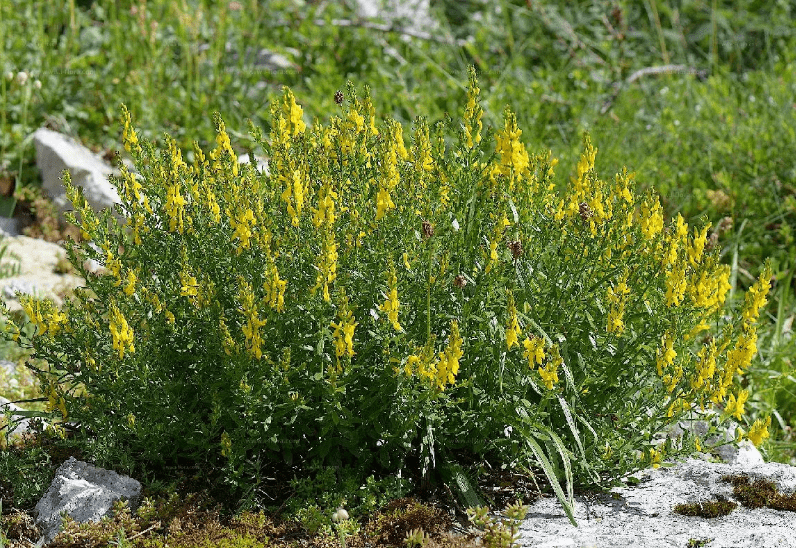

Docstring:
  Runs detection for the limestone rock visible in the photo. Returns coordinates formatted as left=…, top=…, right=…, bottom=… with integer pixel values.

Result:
left=0, top=234, right=84, bottom=312
left=34, top=457, right=142, bottom=545
left=32, top=128, right=120, bottom=220
left=354, top=0, right=436, bottom=32
left=515, top=458, right=796, bottom=548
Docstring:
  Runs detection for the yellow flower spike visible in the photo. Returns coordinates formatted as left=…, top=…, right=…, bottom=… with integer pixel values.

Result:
left=463, top=66, right=483, bottom=148
left=380, top=265, right=402, bottom=332
left=741, top=262, right=772, bottom=326
left=522, top=335, right=545, bottom=368
left=665, top=263, right=688, bottom=307
left=747, top=416, right=771, bottom=447
left=495, top=107, right=530, bottom=178
left=165, top=183, right=186, bottom=234
left=109, top=305, right=135, bottom=359
left=686, top=223, right=711, bottom=268
left=230, top=208, right=256, bottom=251
left=180, top=269, right=199, bottom=299
left=238, top=280, right=266, bottom=359
left=435, top=320, right=463, bottom=390
left=725, top=389, right=749, bottom=421
left=639, top=196, right=664, bottom=240
left=121, top=105, right=141, bottom=155
left=312, top=228, right=338, bottom=303
left=505, top=292, right=522, bottom=350
left=655, top=332, right=677, bottom=377
left=123, top=269, right=137, bottom=297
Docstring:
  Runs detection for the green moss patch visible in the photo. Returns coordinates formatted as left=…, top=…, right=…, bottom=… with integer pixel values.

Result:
left=673, top=499, right=737, bottom=518
left=722, top=474, right=796, bottom=512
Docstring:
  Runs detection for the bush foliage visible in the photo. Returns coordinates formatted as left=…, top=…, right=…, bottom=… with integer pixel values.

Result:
left=1, top=71, right=774, bottom=520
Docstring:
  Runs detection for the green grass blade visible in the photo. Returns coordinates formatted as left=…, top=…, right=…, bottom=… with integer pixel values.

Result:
left=521, top=427, right=577, bottom=526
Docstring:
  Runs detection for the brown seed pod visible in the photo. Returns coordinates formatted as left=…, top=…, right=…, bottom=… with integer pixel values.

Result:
left=453, top=275, right=467, bottom=288
left=507, top=240, right=523, bottom=260
left=579, top=202, right=592, bottom=222
left=334, top=90, right=344, bottom=105
left=422, top=220, right=434, bottom=239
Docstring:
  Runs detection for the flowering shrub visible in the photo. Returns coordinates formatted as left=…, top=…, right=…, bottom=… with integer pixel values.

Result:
left=1, top=69, right=772, bottom=521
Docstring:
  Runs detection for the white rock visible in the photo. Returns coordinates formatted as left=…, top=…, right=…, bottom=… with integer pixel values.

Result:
left=0, top=235, right=84, bottom=312
left=517, top=458, right=796, bottom=548
left=33, top=128, right=120, bottom=220
left=34, top=457, right=142, bottom=545
left=354, top=0, right=436, bottom=32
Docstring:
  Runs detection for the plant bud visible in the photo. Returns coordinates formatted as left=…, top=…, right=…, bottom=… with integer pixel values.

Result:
left=507, top=240, right=522, bottom=259
left=579, top=202, right=592, bottom=222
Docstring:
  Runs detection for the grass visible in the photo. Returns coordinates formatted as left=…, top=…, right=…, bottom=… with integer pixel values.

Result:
left=1, top=0, right=796, bottom=545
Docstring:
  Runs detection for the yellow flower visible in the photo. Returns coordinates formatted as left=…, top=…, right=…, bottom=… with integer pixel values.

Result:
left=123, top=269, right=137, bottom=297
left=109, top=305, right=135, bottom=359
left=281, top=87, right=306, bottom=137
left=313, top=229, right=338, bottom=303
left=180, top=270, right=199, bottom=299
left=331, top=297, right=357, bottom=360
left=165, top=183, right=186, bottom=234
left=665, top=263, right=688, bottom=307
left=435, top=320, right=463, bottom=390
left=238, top=280, right=266, bottom=359
left=463, top=66, right=483, bottom=148
left=686, top=223, right=711, bottom=268
left=648, top=447, right=663, bottom=469
left=538, top=344, right=562, bottom=390
left=639, top=197, right=664, bottom=240
left=495, top=107, right=529, bottom=177
left=655, top=332, right=677, bottom=376
left=281, top=170, right=306, bottom=227
left=741, top=263, right=772, bottom=326
left=230, top=208, right=256, bottom=251
left=747, top=416, right=771, bottom=447
left=375, top=187, right=395, bottom=221
left=523, top=335, right=545, bottom=368
left=380, top=266, right=402, bottom=331
left=691, top=339, right=717, bottom=390
left=505, top=293, right=522, bottom=349
left=725, top=390, right=749, bottom=421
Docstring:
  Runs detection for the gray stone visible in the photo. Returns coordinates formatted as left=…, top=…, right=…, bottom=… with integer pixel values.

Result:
left=354, top=0, right=436, bottom=32
left=34, top=457, right=142, bottom=545
left=0, top=215, right=22, bottom=237
left=33, top=128, right=120, bottom=220
left=515, top=458, right=796, bottom=548
left=0, top=235, right=84, bottom=312
left=0, top=395, right=46, bottom=440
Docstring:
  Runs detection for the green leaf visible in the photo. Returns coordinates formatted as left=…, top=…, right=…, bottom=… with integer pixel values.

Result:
left=440, top=461, right=485, bottom=510
left=520, top=427, right=577, bottom=526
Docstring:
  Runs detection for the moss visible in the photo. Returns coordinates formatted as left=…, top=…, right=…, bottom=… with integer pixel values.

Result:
left=672, top=499, right=737, bottom=518
left=722, top=474, right=796, bottom=512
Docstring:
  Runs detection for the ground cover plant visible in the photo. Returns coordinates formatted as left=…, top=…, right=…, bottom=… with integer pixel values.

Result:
left=0, top=71, right=776, bottom=530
